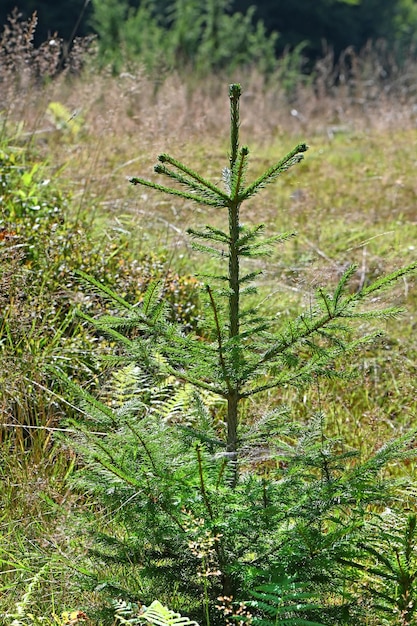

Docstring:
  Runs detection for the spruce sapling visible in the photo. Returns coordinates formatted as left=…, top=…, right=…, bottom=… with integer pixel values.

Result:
left=57, top=84, right=417, bottom=622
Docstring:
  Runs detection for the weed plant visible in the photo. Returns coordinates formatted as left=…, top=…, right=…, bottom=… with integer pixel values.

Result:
left=56, top=85, right=417, bottom=626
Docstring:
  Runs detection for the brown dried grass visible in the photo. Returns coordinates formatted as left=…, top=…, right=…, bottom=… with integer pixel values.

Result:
left=2, top=11, right=417, bottom=145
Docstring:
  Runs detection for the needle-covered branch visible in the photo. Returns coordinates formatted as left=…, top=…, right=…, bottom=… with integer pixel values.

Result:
left=130, top=176, right=225, bottom=207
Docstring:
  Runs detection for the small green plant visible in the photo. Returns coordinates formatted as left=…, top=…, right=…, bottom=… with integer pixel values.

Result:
left=223, top=572, right=325, bottom=626
left=114, top=599, right=199, bottom=626
left=127, top=83, right=413, bottom=485
left=341, top=509, right=417, bottom=625
left=59, top=84, right=417, bottom=624
left=1, top=563, right=55, bottom=626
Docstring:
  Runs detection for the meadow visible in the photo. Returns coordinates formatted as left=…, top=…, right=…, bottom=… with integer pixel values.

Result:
left=1, top=19, right=417, bottom=626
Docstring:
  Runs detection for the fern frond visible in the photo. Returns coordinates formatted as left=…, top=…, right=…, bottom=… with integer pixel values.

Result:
left=114, top=599, right=141, bottom=624
left=114, top=599, right=202, bottom=626
left=138, top=601, right=200, bottom=626
left=245, top=578, right=325, bottom=626
left=151, top=384, right=195, bottom=423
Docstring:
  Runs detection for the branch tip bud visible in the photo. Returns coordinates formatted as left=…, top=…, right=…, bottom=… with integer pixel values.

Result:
left=229, top=83, right=242, bottom=100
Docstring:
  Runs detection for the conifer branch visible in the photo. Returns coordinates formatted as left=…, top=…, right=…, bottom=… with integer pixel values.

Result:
left=154, top=164, right=224, bottom=203
left=238, top=231, right=295, bottom=257
left=231, top=145, right=249, bottom=198
left=52, top=367, right=118, bottom=425
left=187, top=226, right=230, bottom=244
left=92, top=451, right=141, bottom=489
left=141, top=280, right=165, bottom=316
left=77, top=310, right=135, bottom=347
left=318, top=288, right=333, bottom=317
left=236, top=223, right=266, bottom=247
left=125, top=420, right=161, bottom=476
left=196, top=444, right=215, bottom=520
left=161, top=361, right=228, bottom=397
left=239, top=270, right=263, bottom=284
left=240, top=143, right=308, bottom=200
left=196, top=272, right=229, bottom=283
left=258, top=311, right=337, bottom=365
left=76, top=269, right=133, bottom=310
left=157, top=154, right=230, bottom=202
left=222, top=167, right=232, bottom=194
left=361, top=262, right=417, bottom=296
left=130, top=176, right=223, bottom=207
left=332, top=264, right=358, bottom=306
left=189, top=242, right=226, bottom=258
left=241, top=332, right=382, bottom=397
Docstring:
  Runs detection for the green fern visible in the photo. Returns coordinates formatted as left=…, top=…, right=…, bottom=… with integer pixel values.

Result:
left=340, top=508, right=417, bottom=625
left=114, top=600, right=200, bottom=626
left=244, top=575, right=326, bottom=626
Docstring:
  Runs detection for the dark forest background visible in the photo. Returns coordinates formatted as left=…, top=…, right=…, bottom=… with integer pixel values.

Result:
left=1, top=0, right=417, bottom=65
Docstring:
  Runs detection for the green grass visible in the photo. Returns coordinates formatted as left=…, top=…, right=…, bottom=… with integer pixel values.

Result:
left=1, top=67, right=417, bottom=624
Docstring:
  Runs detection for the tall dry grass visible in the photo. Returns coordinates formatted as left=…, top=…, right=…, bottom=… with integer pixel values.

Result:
left=2, top=11, right=417, bottom=156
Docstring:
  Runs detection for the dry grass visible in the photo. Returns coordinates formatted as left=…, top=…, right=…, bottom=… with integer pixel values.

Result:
left=2, top=13, right=417, bottom=205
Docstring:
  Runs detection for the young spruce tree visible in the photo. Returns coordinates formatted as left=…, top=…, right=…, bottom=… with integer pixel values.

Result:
left=60, top=85, right=417, bottom=625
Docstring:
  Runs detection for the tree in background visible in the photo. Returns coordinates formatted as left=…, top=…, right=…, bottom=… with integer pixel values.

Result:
left=1, top=0, right=416, bottom=73
left=236, top=0, right=417, bottom=59
left=90, top=0, right=277, bottom=74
